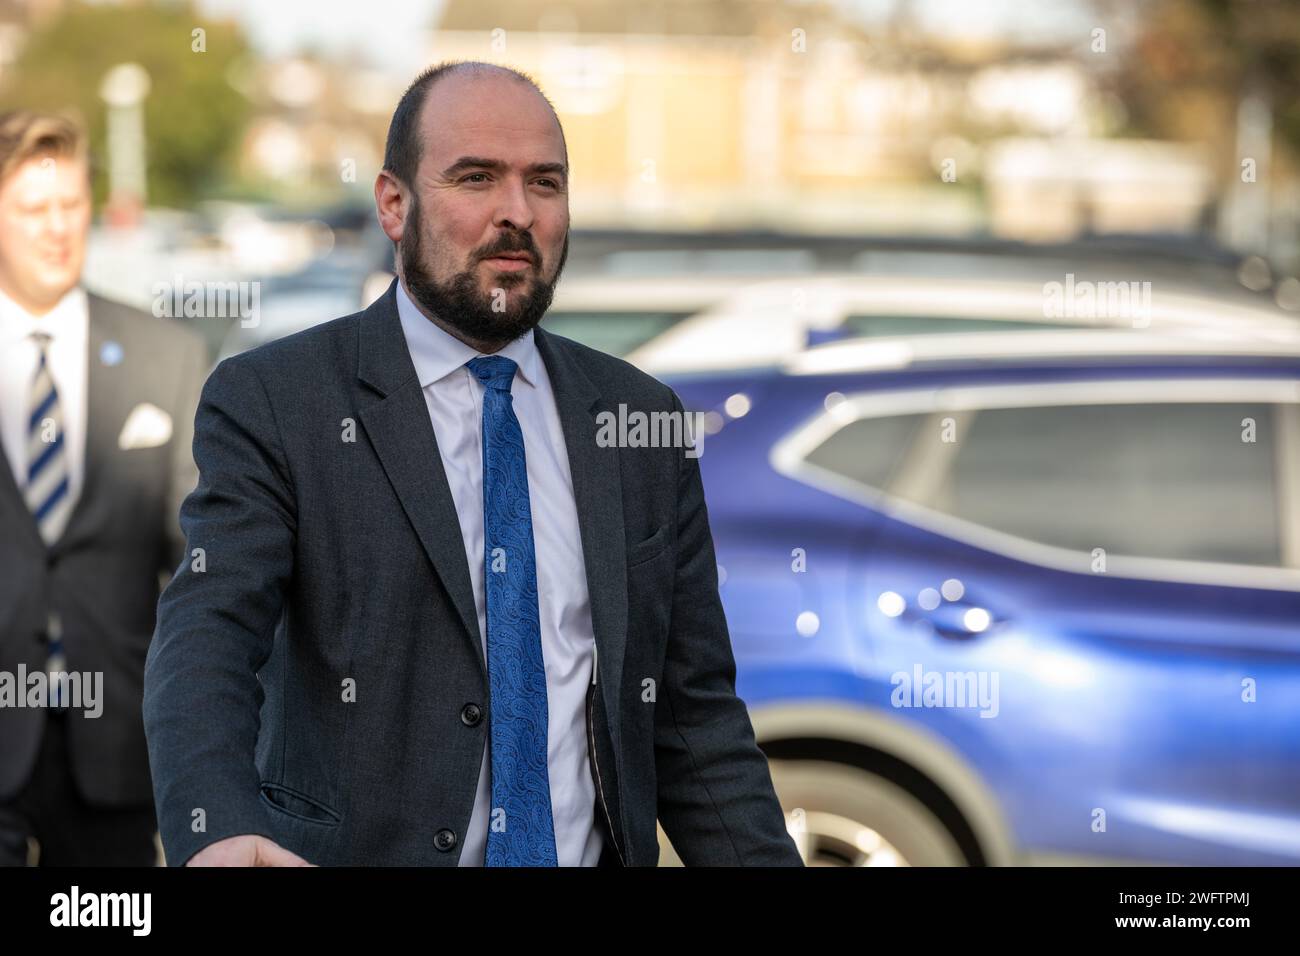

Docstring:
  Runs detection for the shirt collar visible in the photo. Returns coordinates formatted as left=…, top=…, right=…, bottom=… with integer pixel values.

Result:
left=395, top=278, right=539, bottom=390
left=0, top=285, right=88, bottom=347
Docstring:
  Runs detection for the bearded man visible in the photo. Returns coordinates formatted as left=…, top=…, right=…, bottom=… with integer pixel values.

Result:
left=142, top=60, right=801, bottom=868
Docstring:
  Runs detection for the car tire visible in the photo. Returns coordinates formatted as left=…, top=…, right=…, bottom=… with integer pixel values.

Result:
left=770, top=758, right=967, bottom=866
left=655, top=758, right=968, bottom=866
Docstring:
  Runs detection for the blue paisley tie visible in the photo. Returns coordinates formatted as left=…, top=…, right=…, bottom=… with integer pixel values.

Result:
left=467, top=355, right=558, bottom=867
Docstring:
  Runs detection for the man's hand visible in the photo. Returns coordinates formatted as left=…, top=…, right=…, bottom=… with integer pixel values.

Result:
left=186, top=835, right=315, bottom=867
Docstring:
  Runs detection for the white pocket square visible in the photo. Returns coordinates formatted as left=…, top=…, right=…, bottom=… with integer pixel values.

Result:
left=118, top=402, right=173, bottom=450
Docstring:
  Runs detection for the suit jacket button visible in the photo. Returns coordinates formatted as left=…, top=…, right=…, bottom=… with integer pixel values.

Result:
left=460, top=703, right=482, bottom=726
left=434, top=829, right=457, bottom=852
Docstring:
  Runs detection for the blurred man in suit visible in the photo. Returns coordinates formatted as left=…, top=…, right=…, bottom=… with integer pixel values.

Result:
left=0, top=111, right=209, bottom=865
left=144, top=62, right=802, bottom=867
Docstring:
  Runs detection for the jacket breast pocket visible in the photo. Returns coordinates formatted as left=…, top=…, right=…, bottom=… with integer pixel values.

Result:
left=627, top=524, right=669, bottom=570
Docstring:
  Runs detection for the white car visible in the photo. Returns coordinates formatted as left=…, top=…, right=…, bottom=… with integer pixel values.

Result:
left=626, top=273, right=1300, bottom=374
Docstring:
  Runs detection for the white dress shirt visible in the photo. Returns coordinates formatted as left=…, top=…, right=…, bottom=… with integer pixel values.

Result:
left=395, top=279, right=604, bottom=867
left=0, top=285, right=89, bottom=532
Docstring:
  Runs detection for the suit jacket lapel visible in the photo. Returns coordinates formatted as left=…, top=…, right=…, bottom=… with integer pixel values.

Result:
left=356, top=281, right=486, bottom=683
left=535, top=325, right=628, bottom=758
left=58, top=298, right=128, bottom=552
left=82, top=297, right=124, bottom=502
left=0, top=425, right=40, bottom=552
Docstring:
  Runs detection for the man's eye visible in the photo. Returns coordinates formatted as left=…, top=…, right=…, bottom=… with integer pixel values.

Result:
left=535, top=179, right=559, bottom=190
left=462, top=173, right=489, bottom=183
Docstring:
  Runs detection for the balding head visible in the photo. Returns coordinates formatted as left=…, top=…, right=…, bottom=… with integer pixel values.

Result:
left=383, top=61, right=567, bottom=193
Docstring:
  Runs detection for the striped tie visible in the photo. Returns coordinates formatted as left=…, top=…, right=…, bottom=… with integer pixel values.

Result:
left=25, top=332, right=71, bottom=708
left=24, top=331, right=72, bottom=546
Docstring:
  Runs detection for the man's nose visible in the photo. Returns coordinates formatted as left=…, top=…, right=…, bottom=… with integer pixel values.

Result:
left=492, top=176, right=535, bottom=231
left=45, top=205, right=70, bottom=237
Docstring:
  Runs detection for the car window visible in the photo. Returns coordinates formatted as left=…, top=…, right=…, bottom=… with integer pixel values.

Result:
left=919, top=401, right=1282, bottom=567
left=541, top=311, right=690, bottom=356
left=803, top=413, right=929, bottom=493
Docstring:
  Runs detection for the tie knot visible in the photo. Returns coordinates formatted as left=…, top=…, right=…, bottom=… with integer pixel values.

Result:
left=30, top=331, right=52, bottom=352
left=467, top=355, right=518, bottom=392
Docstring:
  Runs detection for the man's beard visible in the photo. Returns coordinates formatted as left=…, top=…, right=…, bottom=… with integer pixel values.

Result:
left=400, top=196, right=568, bottom=349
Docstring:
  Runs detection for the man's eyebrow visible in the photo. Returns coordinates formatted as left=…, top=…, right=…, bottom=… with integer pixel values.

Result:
left=441, top=156, right=568, bottom=179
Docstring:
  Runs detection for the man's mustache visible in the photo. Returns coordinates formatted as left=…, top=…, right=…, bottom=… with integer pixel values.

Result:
left=479, top=240, right=540, bottom=263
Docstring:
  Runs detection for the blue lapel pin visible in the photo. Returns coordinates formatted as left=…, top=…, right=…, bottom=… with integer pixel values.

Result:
left=100, top=340, right=123, bottom=366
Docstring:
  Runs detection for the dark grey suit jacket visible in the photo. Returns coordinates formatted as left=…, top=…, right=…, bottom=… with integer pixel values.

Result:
left=142, top=278, right=802, bottom=866
left=0, top=292, right=208, bottom=806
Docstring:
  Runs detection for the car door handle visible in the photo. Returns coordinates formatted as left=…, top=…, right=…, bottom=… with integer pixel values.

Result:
left=892, top=593, right=1004, bottom=640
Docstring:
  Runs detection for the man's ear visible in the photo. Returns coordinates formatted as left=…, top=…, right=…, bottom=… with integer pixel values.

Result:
left=374, top=170, right=407, bottom=244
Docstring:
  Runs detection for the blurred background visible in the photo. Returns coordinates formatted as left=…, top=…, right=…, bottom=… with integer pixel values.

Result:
left=7, top=0, right=1299, bottom=866
left=2, top=0, right=1298, bottom=351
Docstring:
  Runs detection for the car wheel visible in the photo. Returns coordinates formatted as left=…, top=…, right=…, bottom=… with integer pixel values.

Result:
left=768, top=759, right=968, bottom=866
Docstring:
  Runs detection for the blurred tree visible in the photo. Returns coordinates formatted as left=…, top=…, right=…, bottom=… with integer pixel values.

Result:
left=1104, top=0, right=1300, bottom=163
left=0, top=0, right=254, bottom=208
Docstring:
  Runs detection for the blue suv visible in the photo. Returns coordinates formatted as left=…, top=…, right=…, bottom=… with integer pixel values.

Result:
left=662, top=327, right=1300, bottom=866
